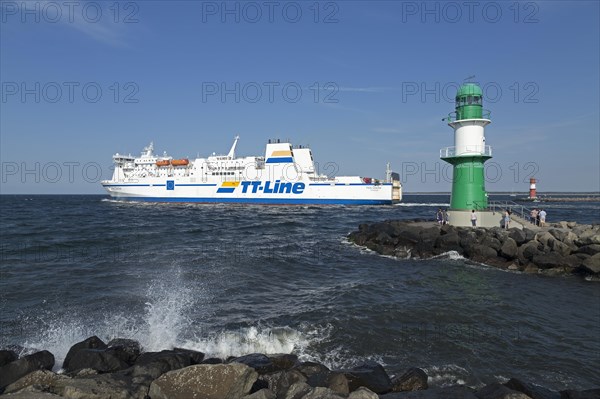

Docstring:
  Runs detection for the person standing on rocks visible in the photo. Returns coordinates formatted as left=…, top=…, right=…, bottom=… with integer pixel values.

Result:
left=539, top=209, right=547, bottom=226
left=443, top=209, right=449, bottom=225
left=437, top=208, right=444, bottom=225
left=504, top=210, right=511, bottom=229
left=530, top=208, right=538, bottom=225
left=471, top=210, right=477, bottom=227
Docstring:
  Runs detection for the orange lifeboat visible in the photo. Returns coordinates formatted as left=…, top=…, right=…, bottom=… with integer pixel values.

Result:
left=171, top=159, right=189, bottom=166
left=156, top=160, right=171, bottom=167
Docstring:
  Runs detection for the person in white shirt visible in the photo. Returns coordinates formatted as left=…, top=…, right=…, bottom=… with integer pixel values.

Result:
left=471, top=210, right=477, bottom=227
left=539, top=209, right=547, bottom=226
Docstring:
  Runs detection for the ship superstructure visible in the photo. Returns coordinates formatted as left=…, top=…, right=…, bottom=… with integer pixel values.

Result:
left=101, top=137, right=402, bottom=205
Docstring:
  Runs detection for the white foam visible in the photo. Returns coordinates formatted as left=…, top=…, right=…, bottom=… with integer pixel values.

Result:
left=430, top=251, right=465, bottom=261
left=425, top=364, right=469, bottom=387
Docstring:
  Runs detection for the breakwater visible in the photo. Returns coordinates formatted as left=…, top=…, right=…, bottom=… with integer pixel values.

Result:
left=1, top=336, right=599, bottom=398
left=348, top=220, right=600, bottom=278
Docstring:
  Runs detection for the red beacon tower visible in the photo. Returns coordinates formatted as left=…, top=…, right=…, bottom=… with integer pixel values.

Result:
left=529, top=178, right=537, bottom=199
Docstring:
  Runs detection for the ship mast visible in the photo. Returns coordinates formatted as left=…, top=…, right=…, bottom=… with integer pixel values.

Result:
left=227, top=135, right=240, bottom=159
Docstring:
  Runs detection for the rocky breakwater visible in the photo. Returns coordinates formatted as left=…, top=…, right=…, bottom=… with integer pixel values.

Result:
left=1, top=336, right=599, bottom=399
left=348, top=220, right=600, bottom=278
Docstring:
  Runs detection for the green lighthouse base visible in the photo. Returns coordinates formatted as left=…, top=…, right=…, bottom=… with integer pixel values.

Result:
left=442, top=155, right=492, bottom=211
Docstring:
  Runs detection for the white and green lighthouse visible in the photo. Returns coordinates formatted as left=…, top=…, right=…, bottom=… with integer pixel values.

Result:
left=441, top=82, right=493, bottom=225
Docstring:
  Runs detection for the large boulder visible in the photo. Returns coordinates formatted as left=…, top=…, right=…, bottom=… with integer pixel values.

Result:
left=580, top=253, right=600, bottom=274
left=55, top=373, right=145, bottom=399
left=559, top=388, right=600, bottom=398
left=62, top=336, right=107, bottom=371
left=380, top=385, right=478, bottom=398
left=504, top=378, right=560, bottom=399
left=575, top=229, right=600, bottom=246
left=284, top=381, right=313, bottom=399
left=231, top=354, right=277, bottom=374
left=3, top=370, right=68, bottom=395
left=434, top=233, right=463, bottom=253
left=294, top=362, right=348, bottom=394
left=0, top=350, right=55, bottom=391
left=341, top=361, right=392, bottom=394
left=508, top=229, right=528, bottom=245
left=0, top=350, right=18, bottom=367
left=532, top=254, right=569, bottom=270
left=149, top=363, right=258, bottom=399
left=131, top=350, right=194, bottom=380
left=499, top=238, right=518, bottom=260
left=549, top=239, right=572, bottom=257
left=349, top=387, right=379, bottom=399
left=243, top=389, right=277, bottom=399
left=518, top=241, right=544, bottom=261
left=62, top=347, right=130, bottom=374
left=390, top=368, right=428, bottom=392
left=268, top=354, right=299, bottom=371
left=575, top=244, right=600, bottom=256
left=535, top=232, right=555, bottom=247
left=107, top=339, right=142, bottom=365
left=466, top=244, right=498, bottom=261
left=481, top=236, right=503, bottom=252
left=301, top=386, right=346, bottom=399
left=475, top=382, right=532, bottom=398
left=259, top=370, right=307, bottom=398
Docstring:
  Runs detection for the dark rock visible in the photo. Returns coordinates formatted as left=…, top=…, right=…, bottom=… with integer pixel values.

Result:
left=108, top=339, right=142, bottom=365
left=3, top=369, right=68, bottom=395
left=268, top=353, right=298, bottom=371
left=532, top=254, right=569, bottom=270
left=499, top=238, right=518, bottom=259
left=173, top=347, right=205, bottom=364
left=380, top=385, right=478, bottom=398
left=294, top=361, right=347, bottom=393
left=63, top=347, right=129, bottom=374
left=232, top=353, right=277, bottom=374
left=440, top=224, right=456, bottom=236
left=302, top=386, right=346, bottom=399
left=55, top=372, right=147, bottom=399
left=523, top=228, right=537, bottom=242
left=62, top=336, right=107, bottom=371
left=559, top=388, right=600, bottom=398
left=518, top=241, right=544, bottom=261
left=295, top=361, right=332, bottom=387
left=504, top=378, right=560, bottom=399
left=349, top=387, right=380, bottom=399
left=149, top=363, right=258, bottom=399
left=244, top=388, right=277, bottom=399
left=535, top=232, right=555, bottom=247
left=341, top=361, right=392, bottom=394
left=259, top=369, right=307, bottom=398
left=285, top=381, right=313, bottom=399
left=466, top=244, right=498, bottom=260
left=575, top=244, right=600, bottom=256
left=550, top=239, right=573, bottom=257
left=509, top=229, right=528, bottom=245
left=481, top=236, right=503, bottom=252
left=0, top=350, right=55, bottom=391
left=580, top=253, right=600, bottom=274
left=203, top=357, right=224, bottom=364
left=548, top=229, right=568, bottom=243
left=476, top=382, right=532, bottom=398
left=434, top=233, right=463, bottom=253
left=390, top=368, right=428, bottom=392
left=132, top=350, right=193, bottom=380
left=0, top=350, right=18, bottom=367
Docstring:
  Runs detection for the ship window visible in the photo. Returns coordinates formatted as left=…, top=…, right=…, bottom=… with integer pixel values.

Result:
left=467, top=95, right=473, bottom=104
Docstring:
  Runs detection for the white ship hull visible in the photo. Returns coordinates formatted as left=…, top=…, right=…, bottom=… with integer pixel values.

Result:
left=101, top=137, right=402, bottom=205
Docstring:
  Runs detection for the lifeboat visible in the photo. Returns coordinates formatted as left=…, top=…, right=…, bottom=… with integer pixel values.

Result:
left=156, top=160, right=171, bottom=167
left=171, top=159, right=189, bottom=166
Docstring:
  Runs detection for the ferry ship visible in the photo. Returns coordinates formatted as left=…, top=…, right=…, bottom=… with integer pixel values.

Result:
left=101, top=137, right=402, bottom=205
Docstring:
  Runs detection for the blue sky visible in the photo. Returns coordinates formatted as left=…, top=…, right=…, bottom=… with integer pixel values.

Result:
left=1, top=0, right=598, bottom=194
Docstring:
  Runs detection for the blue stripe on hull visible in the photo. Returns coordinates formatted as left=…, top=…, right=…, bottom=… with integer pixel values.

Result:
left=109, top=197, right=392, bottom=205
